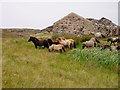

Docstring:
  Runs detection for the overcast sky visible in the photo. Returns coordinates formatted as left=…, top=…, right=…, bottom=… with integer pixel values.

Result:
left=0, top=0, right=119, bottom=29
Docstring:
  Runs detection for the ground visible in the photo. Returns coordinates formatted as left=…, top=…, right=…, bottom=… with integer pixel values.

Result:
left=2, top=30, right=118, bottom=88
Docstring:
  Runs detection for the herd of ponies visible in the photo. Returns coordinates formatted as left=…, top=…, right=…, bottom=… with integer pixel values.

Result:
left=28, top=33, right=120, bottom=52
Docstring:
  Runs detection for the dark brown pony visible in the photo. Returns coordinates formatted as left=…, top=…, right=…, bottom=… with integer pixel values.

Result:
left=28, top=36, right=49, bottom=48
left=47, top=38, right=60, bottom=46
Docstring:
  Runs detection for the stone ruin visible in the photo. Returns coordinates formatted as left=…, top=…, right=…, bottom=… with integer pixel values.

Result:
left=41, top=12, right=120, bottom=37
left=52, top=12, right=95, bottom=36
left=87, top=17, right=119, bottom=36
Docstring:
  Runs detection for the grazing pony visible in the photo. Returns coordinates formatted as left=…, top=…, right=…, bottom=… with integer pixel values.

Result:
left=101, top=45, right=120, bottom=51
left=82, top=38, right=100, bottom=49
left=47, top=38, right=60, bottom=46
left=107, top=37, right=120, bottom=46
left=48, top=44, right=65, bottom=52
left=91, top=32, right=106, bottom=38
left=90, top=38, right=100, bottom=44
left=28, top=36, right=49, bottom=48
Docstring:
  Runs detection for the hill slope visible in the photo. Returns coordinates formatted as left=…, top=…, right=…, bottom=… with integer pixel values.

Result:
left=41, top=12, right=119, bottom=37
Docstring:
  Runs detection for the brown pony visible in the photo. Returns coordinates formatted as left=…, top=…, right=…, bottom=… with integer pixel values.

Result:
left=56, top=37, right=76, bottom=49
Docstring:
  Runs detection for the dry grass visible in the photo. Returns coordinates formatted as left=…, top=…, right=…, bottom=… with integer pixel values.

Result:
left=2, top=37, right=118, bottom=88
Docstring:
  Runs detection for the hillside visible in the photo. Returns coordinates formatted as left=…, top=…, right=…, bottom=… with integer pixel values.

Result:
left=52, top=12, right=95, bottom=36
left=2, top=28, right=41, bottom=38
left=87, top=17, right=119, bottom=36
left=41, top=12, right=119, bottom=37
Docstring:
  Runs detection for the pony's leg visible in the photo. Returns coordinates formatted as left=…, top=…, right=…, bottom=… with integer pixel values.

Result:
left=70, top=43, right=72, bottom=49
left=110, top=42, right=112, bottom=46
left=62, top=47, right=66, bottom=52
left=74, top=42, right=76, bottom=48
left=59, top=49, right=62, bottom=53
left=33, top=43, right=37, bottom=48
left=35, top=45, right=37, bottom=48
left=94, top=43, right=96, bottom=47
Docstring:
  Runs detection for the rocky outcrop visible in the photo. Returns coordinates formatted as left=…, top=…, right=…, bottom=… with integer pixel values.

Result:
left=40, top=26, right=53, bottom=33
left=52, top=12, right=95, bottom=36
left=41, top=12, right=119, bottom=37
left=87, top=17, right=119, bottom=36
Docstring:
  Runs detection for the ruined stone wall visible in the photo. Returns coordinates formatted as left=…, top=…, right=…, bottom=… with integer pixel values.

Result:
left=87, top=17, right=119, bottom=36
left=52, top=13, right=95, bottom=36
left=41, top=13, right=119, bottom=37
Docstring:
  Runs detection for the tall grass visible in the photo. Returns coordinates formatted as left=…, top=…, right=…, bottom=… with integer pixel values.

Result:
left=67, top=47, right=118, bottom=72
left=2, top=35, right=118, bottom=88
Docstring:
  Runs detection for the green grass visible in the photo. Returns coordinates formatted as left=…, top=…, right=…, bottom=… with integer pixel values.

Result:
left=2, top=36, right=118, bottom=88
left=67, top=48, right=118, bottom=71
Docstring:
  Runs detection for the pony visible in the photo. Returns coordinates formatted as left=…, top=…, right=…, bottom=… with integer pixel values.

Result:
left=82, top=38, right=100, bottom=49
left=107, top=37, right=120, bottom=46
left=28, top=36, right=49, bottom=48
left=101, top=45, right=120, bottom=51
left=90, top=38, right=100, bottom=44
left=91, top=32, right=106, bottom=38
left=48, top=44, right=65, bottom=52
left=82, top=41, right=95, bottom=49
left=47, top=38, right=60, bottom=46
left=56, top=37, right=76, bottom=49
left=56, top=37, right=70, bottom=48
left=67, top=39, right=76, bottom=48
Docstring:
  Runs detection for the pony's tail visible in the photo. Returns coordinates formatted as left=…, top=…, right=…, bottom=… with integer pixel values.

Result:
left=74, top=42, right=76, bottom=48
left=101, top=34, right=106, bottom=38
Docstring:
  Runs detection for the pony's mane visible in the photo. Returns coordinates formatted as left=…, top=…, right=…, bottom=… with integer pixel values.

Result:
left=32, top=37, right=39, bottom=41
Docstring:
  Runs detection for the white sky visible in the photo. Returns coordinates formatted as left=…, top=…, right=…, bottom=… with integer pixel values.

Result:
left=0, top=0, right=119, bottom=29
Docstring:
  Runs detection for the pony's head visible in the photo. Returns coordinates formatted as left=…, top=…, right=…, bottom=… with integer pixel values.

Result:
left=47, top=38, right=53, bottom=46
left=48, top=45, right=54, bottom=52
left=28, top=36, right=39, bottom=42
left=56, top=38, right=61, bottom=42
left=116, top=45, right=120, bottom=50
left=82, top=42, right=86, bottom=49
left=107, top=38, right=111, bottom=42
left=95, top=38, right=100, bottom=43
left=28, top=36, right=34, bottom=42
